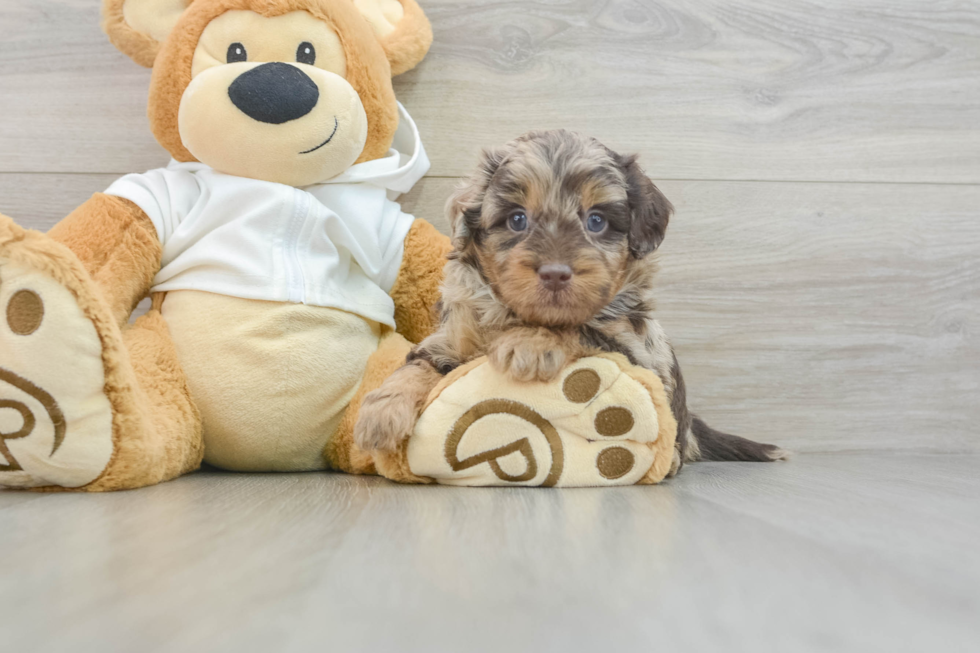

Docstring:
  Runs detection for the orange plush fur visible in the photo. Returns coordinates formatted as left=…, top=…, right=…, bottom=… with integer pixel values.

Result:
left=389, top=218, right=454, bottom=345
left=48, top=194, right=162, bottom=326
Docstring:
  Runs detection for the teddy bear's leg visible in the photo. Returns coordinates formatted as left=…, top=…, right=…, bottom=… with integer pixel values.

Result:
left=394, top=355, right=679, bottom=487
left=0, top=207, right=203, bottom=491
left=82, top=304, right=204, bottom=491
left=324, top=330, right=431, bottom=482
left=329, top=345, right=680, bottom=487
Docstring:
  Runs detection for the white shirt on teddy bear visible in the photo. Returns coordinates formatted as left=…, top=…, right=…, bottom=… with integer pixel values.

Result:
left=105, top=103, right=428, bottom=328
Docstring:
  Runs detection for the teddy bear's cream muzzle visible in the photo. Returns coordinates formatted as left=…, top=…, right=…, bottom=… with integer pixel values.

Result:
left=178, top=61, right=368, bottom=186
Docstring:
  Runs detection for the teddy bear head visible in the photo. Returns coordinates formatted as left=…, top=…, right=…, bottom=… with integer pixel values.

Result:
left=103, top=0, right=431, bottom=186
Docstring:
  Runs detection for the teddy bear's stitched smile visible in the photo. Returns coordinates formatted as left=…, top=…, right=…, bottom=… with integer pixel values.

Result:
left=300, top=116, right=339, bottom=154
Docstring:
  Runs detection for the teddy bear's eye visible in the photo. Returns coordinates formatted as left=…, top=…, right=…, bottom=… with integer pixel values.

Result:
left=226, top=42, right=247, bottom=63
left=297, top=42, right=316, bottom=65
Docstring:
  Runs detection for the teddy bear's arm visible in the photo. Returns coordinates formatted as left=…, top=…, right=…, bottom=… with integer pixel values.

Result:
left=388, top=218, right=452, bottom=344
left=48, top=193, right=162, bottom=326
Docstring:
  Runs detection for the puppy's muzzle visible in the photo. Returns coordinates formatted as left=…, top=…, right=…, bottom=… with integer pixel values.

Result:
left=538, top=263, right=573, bottom=292
left=228, top=62, right=319, bottom=124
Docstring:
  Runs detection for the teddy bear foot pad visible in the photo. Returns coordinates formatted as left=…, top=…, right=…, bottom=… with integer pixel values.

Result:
left=0, top=225, right=114, bottom=489
left=407, top=355, right=677, bottom=487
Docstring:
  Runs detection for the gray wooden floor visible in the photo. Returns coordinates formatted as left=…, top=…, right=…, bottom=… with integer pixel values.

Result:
left=1, top=453, right=978, bottom=652
left=1, top=0, right=979, bottom=650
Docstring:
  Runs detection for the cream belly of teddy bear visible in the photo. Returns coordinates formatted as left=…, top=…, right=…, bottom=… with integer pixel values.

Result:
left=162, top=290, right=380, bottom=471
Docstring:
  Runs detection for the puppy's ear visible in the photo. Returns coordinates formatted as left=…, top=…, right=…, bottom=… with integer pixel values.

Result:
left=620, top=155, right=673, bottom=258
left=445, top=146, right=507, bottom=250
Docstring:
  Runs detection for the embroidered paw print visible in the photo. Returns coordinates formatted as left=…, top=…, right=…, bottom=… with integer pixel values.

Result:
left=443, top=398, right=564, bottom=487
left=596, top=447, right=636, bottom=480
left=409, top=357, right=671, bottom=487
left=0, top=256, right=114, bottom=488
left=1, top=286, right=55, bottom=474
left=6, top=289, right=44, bottom=336
left=562, top=368, right=638, bottom=480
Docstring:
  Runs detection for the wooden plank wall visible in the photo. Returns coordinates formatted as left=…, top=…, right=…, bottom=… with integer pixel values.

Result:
left=1, top=0, right=978, bottom=452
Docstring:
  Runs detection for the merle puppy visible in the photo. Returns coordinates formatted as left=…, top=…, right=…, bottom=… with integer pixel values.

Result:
left=355, top=130, right=786, bottom=475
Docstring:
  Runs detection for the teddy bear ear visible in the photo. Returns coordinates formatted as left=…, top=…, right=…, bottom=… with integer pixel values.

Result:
left=102, top=0, right=192, bottom=68
left=353, top=0, right=433, bottom=76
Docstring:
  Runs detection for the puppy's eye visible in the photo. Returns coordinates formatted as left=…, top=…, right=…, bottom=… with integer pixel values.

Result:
left=587, top=213, right=607, bottom=233
left=227, top=43, right=247, bottom=63
left=507, top=212, right=528, bottom=232
left=297, top=42, right=316, bottom=65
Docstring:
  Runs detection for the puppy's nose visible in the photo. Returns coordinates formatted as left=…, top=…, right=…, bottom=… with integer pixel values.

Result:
left=228, top=62, right=319, bottom=124
left=538, top=263, right=573, bottom=291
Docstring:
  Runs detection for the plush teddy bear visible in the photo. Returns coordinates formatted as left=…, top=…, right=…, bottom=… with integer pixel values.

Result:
left=0, top=0, right=676, bottom=491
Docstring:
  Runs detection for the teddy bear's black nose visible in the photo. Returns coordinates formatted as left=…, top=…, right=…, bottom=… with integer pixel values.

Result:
left=228, top=62, right=319, bottom=124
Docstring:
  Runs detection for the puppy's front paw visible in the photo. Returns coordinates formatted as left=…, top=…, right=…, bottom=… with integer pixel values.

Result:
left=354, top=389, right=419, bottom=452
left=489, top=335, right=569, bottom=383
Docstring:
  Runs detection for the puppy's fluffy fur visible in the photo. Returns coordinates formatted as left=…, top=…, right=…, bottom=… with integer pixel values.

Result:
left=355, top=130, right=787, bottom=474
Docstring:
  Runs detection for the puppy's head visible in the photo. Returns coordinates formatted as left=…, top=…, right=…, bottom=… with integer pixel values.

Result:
left=447, top=130, right=673, bottom=328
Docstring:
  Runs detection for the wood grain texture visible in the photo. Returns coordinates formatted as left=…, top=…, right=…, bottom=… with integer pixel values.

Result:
left=1, top=1, right=979, bottom=181
left=1, top=453, right=978, bottom=653
left=0, top=173, right=120, bottom=232
left=409, top=0, right=980, bottom=182
left=3, top=173, right=977, bottom=453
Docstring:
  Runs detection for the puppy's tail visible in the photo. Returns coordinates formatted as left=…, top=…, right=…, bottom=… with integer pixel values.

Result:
left=691, top=416, right=789, bottom=462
